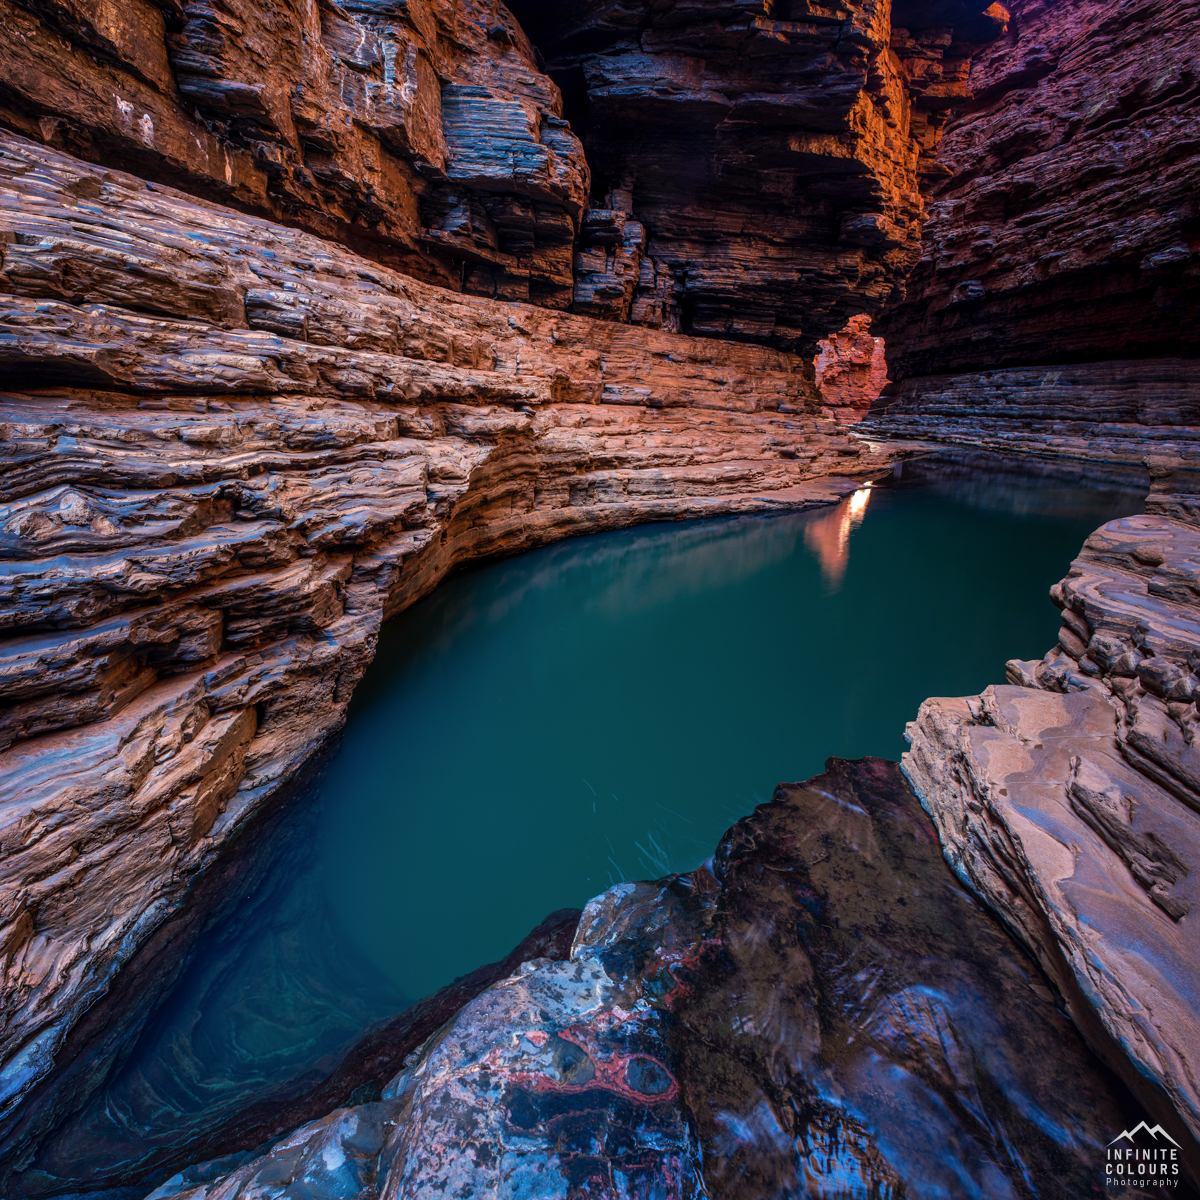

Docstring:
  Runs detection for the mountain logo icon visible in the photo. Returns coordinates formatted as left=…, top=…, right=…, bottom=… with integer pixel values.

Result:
left=1108, top=1122, right=1181, bottom=1148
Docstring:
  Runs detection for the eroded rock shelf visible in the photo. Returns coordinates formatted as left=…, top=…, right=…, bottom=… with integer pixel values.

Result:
left=0, top=127, right=893, bottom=1168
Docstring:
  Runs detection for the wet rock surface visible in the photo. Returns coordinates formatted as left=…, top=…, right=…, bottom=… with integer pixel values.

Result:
left=870, top=0, right=1200, bottom=456
left=149, top=758, right=1150, bottom=1199
left=0, top=128, right=895, bottom=1168
left=904, top=474, right=1200, bottom=1175
left=8, top=875, right=579, bottom=1198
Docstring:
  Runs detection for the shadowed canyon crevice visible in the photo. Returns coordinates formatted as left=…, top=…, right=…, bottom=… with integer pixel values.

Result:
left=1, top=0, right=1199, bottom=1191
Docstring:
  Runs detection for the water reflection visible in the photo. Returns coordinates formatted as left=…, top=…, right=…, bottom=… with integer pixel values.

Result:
left=802, top=484, right=873, bottom=587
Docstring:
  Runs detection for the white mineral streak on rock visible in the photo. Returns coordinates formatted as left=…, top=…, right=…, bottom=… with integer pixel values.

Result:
left=148, top=887, right=703, bottom=1199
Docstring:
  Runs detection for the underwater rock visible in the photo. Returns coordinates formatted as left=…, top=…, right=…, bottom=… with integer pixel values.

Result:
left=905, top=508, right=1200, bottom=1177
left=155, top=758, right=1146, bottom=1199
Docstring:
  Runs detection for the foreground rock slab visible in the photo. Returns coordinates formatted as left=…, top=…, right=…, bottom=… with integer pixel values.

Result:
left=154, top=759, right=1146, bottom=1200
left=905, top=489, right=1200, bottom=1175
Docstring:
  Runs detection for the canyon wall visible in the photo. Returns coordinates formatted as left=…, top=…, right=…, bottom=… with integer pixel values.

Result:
left=0, top=0, right=592, bottom=302
left=507, top=0, right=1008, bottom=351
left=0, top=0, right=1013, bottom=1153
left=868, top=6, right=1200, bottom=1156
left=0, top=0, right=1001, bottom=349
left=3, top=0, right=1199, bottom=1188
left=870, top=0, right=1200, bottom=459
left=0, top=129, right=894, bottom=1177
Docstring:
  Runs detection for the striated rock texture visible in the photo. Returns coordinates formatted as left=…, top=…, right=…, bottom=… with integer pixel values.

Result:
left=0, top=0, right=595, bottom=303
left=869, top=0, right=1200, bottom=457
left=146, top=758, right=1144, bottom=1200
left=868, top=360, right=1200, bottom=463
left=0, top=0, right=1008, bottom=343
left=0, top=129, right=894, bottom=1165
left=504, top=0, right=1010, bottom=352
left=814, top=314, right=889, bottom=421
left=903, top=464, right=1200, bottom=1175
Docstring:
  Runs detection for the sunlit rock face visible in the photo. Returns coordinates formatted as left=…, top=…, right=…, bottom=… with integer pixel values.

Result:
left=151, top=758, right=1141, bottom=1199
left=498, top=0, right=1010, bottom=352
left=870, top=0, right=1200, bottom=458
left=0, top=129, right=895, bottom=1172
left=0, top=0, right=1005, bottom=345
left=814, top=315, right=889, bottom=422
left=904, top=467, right=1200, bottom=1177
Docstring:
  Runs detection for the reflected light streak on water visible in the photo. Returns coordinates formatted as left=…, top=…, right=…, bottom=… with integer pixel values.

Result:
left=802, top=483, right=873, bottom=587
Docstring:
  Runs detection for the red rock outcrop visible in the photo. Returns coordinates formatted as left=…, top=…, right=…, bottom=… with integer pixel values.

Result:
left=0, top=0, right=1007, bottom=347
left=870, top=0, right=1200, bottom=457
left=506, top=0, right=1009, bottom=352
left=814, top=315, right=889, bottom=421
left=0, top=129, right=893, bottom=1151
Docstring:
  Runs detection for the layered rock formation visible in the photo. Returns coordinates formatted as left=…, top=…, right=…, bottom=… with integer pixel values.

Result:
left=1, top=0, right=593, bottom=302
left=870, top=0, right=1200, bottom=458
left=498, top=0, right=1010, bottom=351
left=904, top=466, right=1200, bottom=1174
left=144, top=759, right=1143, bottom=1199
left=0, top=0, right=1007, bottom=346
left=3, top=0, right=1198, bottom=1187
left=0, top=128, right=892, bottom=1168
left=814, top=314, right=889, bottom=421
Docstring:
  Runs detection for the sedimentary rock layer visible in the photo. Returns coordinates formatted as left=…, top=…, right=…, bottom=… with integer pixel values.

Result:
left=903, top=470, right=1200, bottom=1171
left=814, top=314, right=889, bottom=422
left=0, top=130, right=892, bottom=1161
left=504, top=0, right=1010, bottom=351
left=146, top=758, right=1142, bottom=1200
left=867, top=359, right=1200, bottom=463
left=0, top=0, right=1005, bottom=345
left=0, top=0, right=593, bottom=303
left=870, top=0, right=1200, bottom=454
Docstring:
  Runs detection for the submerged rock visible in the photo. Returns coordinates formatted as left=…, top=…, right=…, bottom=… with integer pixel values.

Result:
left=156, top=759, right=1146, bottom=1198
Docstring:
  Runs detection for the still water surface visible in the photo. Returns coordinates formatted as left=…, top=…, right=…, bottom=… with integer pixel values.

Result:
left=50, top=457, right=1148, bottom=1178
left=319, top=460, right=1144, bottom=1000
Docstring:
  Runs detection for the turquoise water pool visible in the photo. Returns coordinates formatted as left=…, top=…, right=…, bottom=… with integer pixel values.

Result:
left=35, top=454, right=1146, bottom=1189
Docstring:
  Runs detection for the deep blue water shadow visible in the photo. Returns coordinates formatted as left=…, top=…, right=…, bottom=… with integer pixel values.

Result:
left=318, top=457, right=1145, bottom=998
